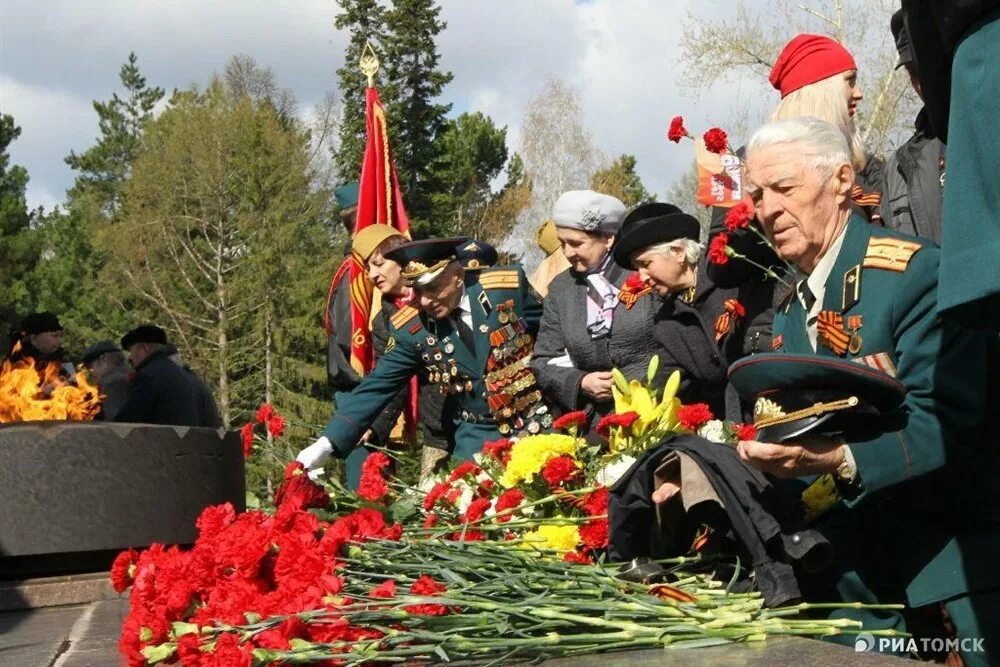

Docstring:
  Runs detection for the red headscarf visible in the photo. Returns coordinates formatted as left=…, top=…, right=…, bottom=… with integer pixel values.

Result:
left=769, top=34, right=857, bottom=98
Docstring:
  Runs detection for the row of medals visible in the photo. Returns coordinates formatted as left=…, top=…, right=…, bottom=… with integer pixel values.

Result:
left=485, top=300, right=551, bottom=437
left=417, top=335, right=474, bottom=395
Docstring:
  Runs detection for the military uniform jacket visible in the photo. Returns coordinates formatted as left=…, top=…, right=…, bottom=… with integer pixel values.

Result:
left=322, top=266, right=543, bottom=459
left=531, top=259, right=660, bottom=421
left=772, top=214, right=995, bottom=606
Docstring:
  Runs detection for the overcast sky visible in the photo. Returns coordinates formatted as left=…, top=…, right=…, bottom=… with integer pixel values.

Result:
left=1, top=0, right=772, bottom=212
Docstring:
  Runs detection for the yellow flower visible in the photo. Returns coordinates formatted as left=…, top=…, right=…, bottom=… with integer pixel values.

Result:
left=499, top=434, right=578, bottom=488
left=524, top=523, right=581, bottom=553
left=612, top=369, right=682, bottom=437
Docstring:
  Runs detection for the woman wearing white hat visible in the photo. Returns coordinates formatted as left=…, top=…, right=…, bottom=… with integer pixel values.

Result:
left=530, top=190, right=664, bottom=426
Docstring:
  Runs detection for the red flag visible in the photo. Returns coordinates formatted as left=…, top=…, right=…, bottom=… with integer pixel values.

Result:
left=350, top=86, right=410, bottom=375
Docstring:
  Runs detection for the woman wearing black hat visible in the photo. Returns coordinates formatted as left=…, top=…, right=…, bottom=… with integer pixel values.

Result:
left=613, top=203, right=749, bottom=419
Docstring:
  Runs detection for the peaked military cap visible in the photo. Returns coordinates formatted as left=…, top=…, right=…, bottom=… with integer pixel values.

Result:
left=385, top=236, right=468, bottom=287
left=456, top=239, right=498, bottom=271
left=121, top=324, right=169, bottom=350
left=728, top=352, right=906, bottom=443
left=613, top=202, right=700, bottom=268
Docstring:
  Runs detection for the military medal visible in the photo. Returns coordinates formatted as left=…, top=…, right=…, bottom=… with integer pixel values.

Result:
left=444, top=342, right=454, bottom=354
left=479, top=324, right=489, bottom=333
left=846, top=314, right=863, bottom=355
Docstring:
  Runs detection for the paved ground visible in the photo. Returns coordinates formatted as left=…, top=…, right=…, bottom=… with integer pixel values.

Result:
left=0, top=598, right=913, bottom=667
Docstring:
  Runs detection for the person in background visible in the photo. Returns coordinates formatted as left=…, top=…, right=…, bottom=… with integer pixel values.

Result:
left=531, top=191, right=663, bottom=426
left=5, top=312, right=69, bottom=372
left=115, top=324, right=219, bottom=428
left=164, top=343, right=222, bottom=429
left=81, top=340, right=130, bottom=420
left=880, top=9, right=945, bottom=243
left=456, top=239, right=498, bottom=277
left=528, top=219, right=571, bottom=298
left=613, top=203, right=746, bottom=418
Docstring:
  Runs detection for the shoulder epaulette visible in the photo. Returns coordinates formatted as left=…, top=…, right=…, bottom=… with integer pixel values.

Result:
left=863, top=236, right=923, bottom=272
left=389, top=306, right=420, bottom=331
left=478, top=269, right=521, bottom=290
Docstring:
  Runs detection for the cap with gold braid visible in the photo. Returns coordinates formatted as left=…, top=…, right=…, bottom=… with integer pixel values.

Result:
left=728, top=353, right=906, bottom=443
left=384, top=236, right=468, bottom=287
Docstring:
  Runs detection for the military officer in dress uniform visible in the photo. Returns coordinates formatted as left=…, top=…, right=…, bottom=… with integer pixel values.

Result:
left=733, top=117, right=997, bottom=665
left=297, top=237, right=546, bottom=470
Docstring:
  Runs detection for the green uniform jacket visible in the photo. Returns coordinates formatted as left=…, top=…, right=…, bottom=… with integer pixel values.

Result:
left=323, top=266, right=543, bottom=462
left=772, top=214, right=997, bottom=606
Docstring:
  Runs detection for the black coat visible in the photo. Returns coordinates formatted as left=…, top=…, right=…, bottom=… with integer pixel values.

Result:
left=115, top=350, right=207, bottom=428
left=651, top=260, right=743, bottom=419
left=184, top=366, right=222, bottom=428
left=94, top=370, right=130, bottom=421
left=881, top=110, right=946, bottom=244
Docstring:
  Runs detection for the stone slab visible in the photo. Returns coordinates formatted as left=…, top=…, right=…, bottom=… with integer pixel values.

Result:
left=0, top=421, right=244, bottom=562
left=0, top=572, right=120, bottom=612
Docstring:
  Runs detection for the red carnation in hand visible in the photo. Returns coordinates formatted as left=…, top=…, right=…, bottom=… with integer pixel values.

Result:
left=358, top=451, right=392, bottom=502
left=110, top=548, right=139, bottom=593
left=580, top=518, right=609, bottom=550
left=266, top=415, right=286, bottom=438
left=255, top=403, right=274, bottom=424
left=703, top=127, right=729, bottom=154
left=724, top=201, right=754, bottom=232
left=596, top=411, right=640, bottom=437
left=552, top=410, right=588, bottom=432
left=667, top=115, right=688, bottom=143
left=734, top=423, right=757, bottom=441
left=708, top=233, right=731, bottom=265
left=494, top=488, right=525, bottom=523
left=240, top=422, right=255, bottom=458
left=482, top=438, right=513, bottom=463
left=542, top=455, right=581, bottom=488
left=274, top=461, right=329, bottom=510
left=677, top=403, right=714, bottom=430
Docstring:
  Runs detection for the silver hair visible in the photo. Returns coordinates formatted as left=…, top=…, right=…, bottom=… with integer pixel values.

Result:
left=747, top=117, right=853, bottom=179
left=644, top=238, right=704, bottom=266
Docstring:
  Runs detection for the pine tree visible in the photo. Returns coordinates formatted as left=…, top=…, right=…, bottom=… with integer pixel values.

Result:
left=65, top=52, right=164, bottom=214
left=383, top=0, right=453, bottom=232
left=333, top=0, right=388, bottom=183
left=590, top=154, right=654, bottom=207
left=0, top=114, right=39, bottom=344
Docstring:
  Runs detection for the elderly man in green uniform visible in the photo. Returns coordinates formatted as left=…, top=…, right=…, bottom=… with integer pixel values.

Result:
left=297, top=236, right=546, bottom=471
left=733, top=117, right=997, bottom=665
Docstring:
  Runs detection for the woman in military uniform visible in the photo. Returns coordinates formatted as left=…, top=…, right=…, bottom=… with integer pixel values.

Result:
left=530, top=191, right=663, bottom=426
left=613, top=203, right=746, bottom=418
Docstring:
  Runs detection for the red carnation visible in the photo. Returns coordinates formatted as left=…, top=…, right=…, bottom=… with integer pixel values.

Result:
left=563, top=549, right=594, bottom=564
left=580, top=518, right=609, bottom=550
left=266, top=414, right=286, bottom=438
left=624, top=273, right=646, bottom=291
left=255, top=403, right=274, bottom=424
left=708, top=233, right=731, bottom=265
left=463, top=496, right=492, bottom=524
left=494, top=488, right=525, bottom=523
left=724, top=201, right=754, bottom=232
left=482, top=438, right=513, bottom=462
left=406, top=575, right=450, bottom=616
left=110, top=548, right=139, bottom=593
left=583, top=487, right=608, bottom=517
left=703, top=127, right=729, bottom=154
left=542, top=455, right=581, bottom=488
left=596, top=411, right=640, bottom=437
left=667, top=115, right=688, bottom=143
left=370, top=579, right=397, bottom=598
left=274, top=461, right=329, bottom=511
left=423, top=512, right=438, bottom=528
left=423, top=481, right=450, bottom=511
left=677, top=403, right=714, bottom=430
left=240, top=422, right=254, bottom=458
left=734, top=423, right=758, bottom=441
left=449, top=460, right=482, bottom=482
left=358, top=451, right=392, bottom=502
left=552, top=410, right=588, bottom=432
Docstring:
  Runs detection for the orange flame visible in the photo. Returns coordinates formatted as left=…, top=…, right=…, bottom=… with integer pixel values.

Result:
left=0, top=342, right=102, bottom=423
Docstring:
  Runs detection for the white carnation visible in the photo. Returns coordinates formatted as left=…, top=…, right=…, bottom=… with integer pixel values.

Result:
left=596, top=455, right=638, bottom=487
left=698, top=419, right=727, bottom=443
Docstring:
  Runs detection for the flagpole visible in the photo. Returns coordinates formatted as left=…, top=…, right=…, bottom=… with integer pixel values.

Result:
left=360, top=40, right=380, bottom=88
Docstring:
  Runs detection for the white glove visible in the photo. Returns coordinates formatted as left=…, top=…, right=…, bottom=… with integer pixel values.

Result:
left=296, top=436, right=334, bottom=471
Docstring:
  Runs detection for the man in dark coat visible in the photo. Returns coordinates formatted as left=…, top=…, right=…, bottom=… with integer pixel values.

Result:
left=115, top=325, right=218, bottom=428
left=165, top=344, right=222, bottom=429
left=881, top=9, right=946, bottom=243
left=81, top=340, right=130, bottom=421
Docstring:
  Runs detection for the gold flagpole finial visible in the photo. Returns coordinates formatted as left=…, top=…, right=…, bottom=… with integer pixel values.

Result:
left=360, top=40, right=380, bottom=88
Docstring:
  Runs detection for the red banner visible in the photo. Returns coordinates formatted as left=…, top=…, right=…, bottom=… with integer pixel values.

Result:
left=350, top=86, right=411, bottom=375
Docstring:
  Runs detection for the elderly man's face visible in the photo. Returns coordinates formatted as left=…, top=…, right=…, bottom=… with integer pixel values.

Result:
left=746, top=144, right=853, bottom=272
left=416, top=263, right=465, bottom=320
